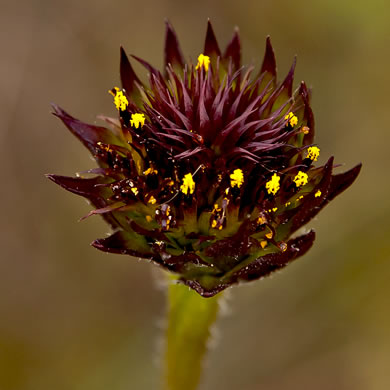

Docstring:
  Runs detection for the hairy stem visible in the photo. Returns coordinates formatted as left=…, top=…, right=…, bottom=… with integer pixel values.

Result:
left=163, top=280, right=221, bottom=390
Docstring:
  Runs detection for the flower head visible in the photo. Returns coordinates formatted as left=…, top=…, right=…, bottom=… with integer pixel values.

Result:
left=48, top=21, right=361, bottom=297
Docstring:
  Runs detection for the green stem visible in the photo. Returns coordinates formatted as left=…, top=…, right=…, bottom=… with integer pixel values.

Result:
left=163, top=280, right=221, bottom=390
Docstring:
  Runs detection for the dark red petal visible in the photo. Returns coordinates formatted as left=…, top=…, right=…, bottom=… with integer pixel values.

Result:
left=182, top=230, right=316, bottom=297
left=51, top=104, right=125, bottom=154
left=204, top=20, right=221, bottom=58
left=223, top=28, right=241, bottom=71
left=164, top=21, right=185, bottom=72
left=120, top=46, right=143, bottom=103
left=46, top=174, right=120, bottom=229
left=327, top=163, right=362, bottom=202
left=92, top=230, right=158, bottom=260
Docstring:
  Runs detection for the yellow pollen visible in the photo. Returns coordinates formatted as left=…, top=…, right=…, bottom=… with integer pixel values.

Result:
left=144, top=167, right=158, bottom=175
left=180, top=173, right=195, bottom=195
left=218, top=225, right=223, bottom=230
left=272, top=207, right=278, bottom=212
left=293, top=171, right=308, bottom=187
left=110, top=88, right=129, bottom=111
left=260, top=240, right=268, bottom=249
left=148, top=195, right=156, bottom=204
left=306, top=146, right=320, bottom=161
left=195, top=54, right=210, bottom=72
left=298, top=195, right=304, bottom=200
left=257, top=216, right=267, bottom=225
left=131, top=187, right=139, bottom=195
left=230, top=169, right=244, bottom=188
left=315, top=190, right=322, bottom=198
left=211, top=220, right=217, bottom=228
left=285, top=112, right=298, bottom=127
left=265, top=232, right=273, bottom=239
left=265, top=173, right=281, bottom=195
left=146, top=215, right=153, bottom=222
left=130, top=113, right=145, bottom=129
left=301, top=126, right=310, bottom=134
left=285, top=201, right=291, bottom=207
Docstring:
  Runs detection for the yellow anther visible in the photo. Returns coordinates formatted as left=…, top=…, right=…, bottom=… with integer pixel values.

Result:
left=284, top=112, right=298, bottom=127
left=131, top=187, right=139, bottom=195
left=195, top=54, right=210, bottom=72
left=272, top=207, right=278, bottom=212
left=306, top=146, right=320, bottom=162
left=130, top=113, right=145, bottom=129
left=211, top=220, right=217, bottom=228
left=265, top=232, right=273, bottom=239
left=301, top=126, right=310, bottom=134
left=293, top=171, right=308, bottom=187
left=260, top=240, right=268, bottom=249
left=265, top=173, right=281, bottom=195
left=285, top=201, right=291, bottom=207
left=110, top=88, right=129, bottom=111
left=315, top=190, right=322, bottom=198
left=144, top=167, right=158, bottom=175
left=180, top=173, right=195, bottom=195
left=218, top=225, right=223, bottom=230
left=146, top=215, right=153, bottom=222
left=230, top=169, right=244, bottom=188
left=257, top=216, right=267, bottom=225
left=225, top=188, right=229, bottom=195
left=148, top=195, right=156, bottom=204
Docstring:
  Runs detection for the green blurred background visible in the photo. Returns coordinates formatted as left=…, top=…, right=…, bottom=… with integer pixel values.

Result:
left=1, top=0, right=389, bottom=389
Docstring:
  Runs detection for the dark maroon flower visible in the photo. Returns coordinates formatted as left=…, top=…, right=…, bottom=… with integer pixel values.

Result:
left=48, top=21, right=361, bottom=297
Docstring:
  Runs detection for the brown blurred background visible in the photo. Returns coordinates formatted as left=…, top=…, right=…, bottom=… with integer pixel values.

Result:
left=1, top=0, right=389, bottom=389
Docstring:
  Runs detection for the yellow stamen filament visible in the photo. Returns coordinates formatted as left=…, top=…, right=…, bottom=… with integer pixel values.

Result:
left=130, top=113, right=145, bottom=129
left=284, top=112, right=298, bottom=127
left=265, top=173, right=281, bottom=195
left=195, top=54, right=210, bottom=72
left=230, top=169, right=244, bottom=188
left=306, top=146, right=320, bottom=161
left=293, top=171, right=308, bottom=187
left=180, top=173, right=195, bottom=195
left=315, top=190, right=322, bottom=198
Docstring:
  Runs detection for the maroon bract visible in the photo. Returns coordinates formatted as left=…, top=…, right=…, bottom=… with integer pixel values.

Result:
left=48, top=21, right=361, bottom=297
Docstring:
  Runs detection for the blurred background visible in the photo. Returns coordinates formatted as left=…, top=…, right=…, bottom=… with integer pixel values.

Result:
left=1, top=0, right=389, bottom=389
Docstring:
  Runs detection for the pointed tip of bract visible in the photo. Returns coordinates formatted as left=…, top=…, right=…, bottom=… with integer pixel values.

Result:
left=164, top=20, right=185, bottom=71
left=281, top=56, right=297, bottom=97
left=120, top=46, right=142, bottom=99
left=204, top=20, right=221, bottom=58
left=260, top=36, right=277, bottom=77
left=223, top=28, right=241, bottom=71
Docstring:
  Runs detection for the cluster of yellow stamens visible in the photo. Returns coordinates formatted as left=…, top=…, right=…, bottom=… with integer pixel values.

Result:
left=195, top=54, right=210, bottom=72
left=109, top=87, right=129, bottom=111
left=230, top=169, right=244, bottom=188
left=293, top=171, right=308, bottom=187
left=144, top=167, right=158, bottom=175
left=284, top=111, right=298, bottom=127
left=266, top=173, right=281, bottom=195
left=306, top=146, right=320, bottom=161
left=130, top=113, right=145, bottom=129
left=180, top=173, right=196, bottom=195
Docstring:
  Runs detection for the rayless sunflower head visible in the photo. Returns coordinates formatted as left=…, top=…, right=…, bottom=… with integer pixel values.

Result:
left=48, top=21, right=361, bottom=297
